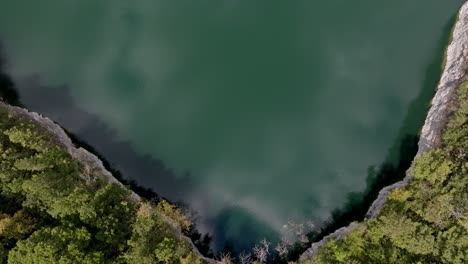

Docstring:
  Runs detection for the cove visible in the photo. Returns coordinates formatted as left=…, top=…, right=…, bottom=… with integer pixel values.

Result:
left=0, top=0, right=463, bottom=253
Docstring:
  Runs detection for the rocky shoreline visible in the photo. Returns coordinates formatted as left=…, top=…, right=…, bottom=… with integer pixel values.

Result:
left=0, top=100, right=215, bottom=263
left=1, top=2, right=466, bottom=263
left=300, top=1, right=468, bottom=261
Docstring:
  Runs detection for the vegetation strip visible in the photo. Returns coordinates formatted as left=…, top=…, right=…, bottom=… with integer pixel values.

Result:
left=0, top=101, right=211, bottom=263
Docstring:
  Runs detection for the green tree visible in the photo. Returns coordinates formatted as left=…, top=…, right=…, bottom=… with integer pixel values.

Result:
left=0, top=210, right=35, bottom=240
left=179, top=252, right=202, bottom=264
left=411, top=149, right=453, bottom=185
left=8, top=226, right=104, bottom=264
left=154, top=237, right=177, bottom=263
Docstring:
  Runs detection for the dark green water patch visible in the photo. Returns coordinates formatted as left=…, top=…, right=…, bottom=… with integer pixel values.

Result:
left=0, top=0, right=464, bottom=255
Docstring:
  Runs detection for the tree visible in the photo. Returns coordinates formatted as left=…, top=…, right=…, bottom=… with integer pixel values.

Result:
left=0, top=210, right=35, bottom=240
left=378, top=212, right=436, bottom=256
left=123, top=202, right=192, bottom=264
left=156, top=199, right=191, bottom=231
left=3, top=125, right=49, bottom=153
left=8, top=226, right=104, bottom=264
left=238, top=252, right=252, bottom=264
left=411, top=149, right=453, bottom=185
left=154, top=237, right=177, bottom=263
left=423, top=194, right=454, bottom=228
left=179, top=252, right=202, bottom=264
left=253, top=239, right=270, bottom=263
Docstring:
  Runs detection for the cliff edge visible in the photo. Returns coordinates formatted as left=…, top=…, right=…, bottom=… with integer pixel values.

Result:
left=300, top=1, right=468, bottom=261
left=0, top=100, right=216, bottom=263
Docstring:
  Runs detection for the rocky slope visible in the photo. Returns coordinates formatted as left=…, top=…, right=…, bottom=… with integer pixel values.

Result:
left=300, top=1, right=468, bottom=261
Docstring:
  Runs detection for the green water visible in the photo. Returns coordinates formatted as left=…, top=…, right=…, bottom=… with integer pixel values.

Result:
left=0, top=0, right=462, bottom=250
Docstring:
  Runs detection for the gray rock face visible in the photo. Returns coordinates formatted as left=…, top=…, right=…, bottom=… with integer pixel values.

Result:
left=367, top=0, right=468, bottom=220
left=419, top=3, right=468, bottom=154
left=300, top=1, right=468, bottom=261
left=0, top=100, right=215, bottom=263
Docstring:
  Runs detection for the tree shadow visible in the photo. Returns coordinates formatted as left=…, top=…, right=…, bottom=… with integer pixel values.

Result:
left=285, top=12, right=459, bottom=263
left=213, top=205, right=279, bottom=255
left=0, top=10, right=457, bottom=261
left=8, top=77, right=197, bottom=201
left=0, top=48, right=214, bottom=255
left=0, top=45, right=21, bottom=106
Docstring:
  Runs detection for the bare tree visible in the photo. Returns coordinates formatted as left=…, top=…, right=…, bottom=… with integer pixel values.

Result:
left=305, top=220, right=316, bottom=231
left=275, top=237, right=292, bottom=259
left=297, top=223, right=307, bottom=243
left=298, top=233, right=309, bottom=244
left=253, top=239, right=270, bottom=263
left=238, top=252, right=252, bottom=264
left=283, top=219, right=316, bottom=245
left=219, top=252, right=234, bottom=264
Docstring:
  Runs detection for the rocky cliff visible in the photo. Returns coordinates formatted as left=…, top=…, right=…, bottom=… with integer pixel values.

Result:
left=0, top=100, right=215, bottom=263
left=300, top=1, right=468, bottom=261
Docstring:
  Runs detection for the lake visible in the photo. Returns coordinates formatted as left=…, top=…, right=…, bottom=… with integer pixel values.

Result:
left=0, top=0, right=463, bottom=252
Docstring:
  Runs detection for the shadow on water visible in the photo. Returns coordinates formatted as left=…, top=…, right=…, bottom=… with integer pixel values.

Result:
left=213, top=206, right=279, bottom=255
left=0, top=11, right=457, bottom=262
left=5, top=80, right=197, bottom=201
left=0, top=48, right=215, bottom=256
left=0, top=45, right=278, bottom=258
left=285, top=14, right=458, bottom=263
left=0, top=45, right=21, bottom=107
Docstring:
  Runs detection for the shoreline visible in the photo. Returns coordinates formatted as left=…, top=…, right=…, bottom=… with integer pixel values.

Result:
left=0, top=3, right=465, bottom=262
left=300, top=1, right=468, bottom=261
left=0, top=99, right=217, bottom=264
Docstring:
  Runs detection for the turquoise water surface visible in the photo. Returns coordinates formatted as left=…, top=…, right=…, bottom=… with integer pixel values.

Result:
left=0, top=0, right=463, bottom=251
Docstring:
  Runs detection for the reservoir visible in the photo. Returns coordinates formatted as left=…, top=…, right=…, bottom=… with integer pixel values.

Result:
left=0, top=0, right=463, bottom=252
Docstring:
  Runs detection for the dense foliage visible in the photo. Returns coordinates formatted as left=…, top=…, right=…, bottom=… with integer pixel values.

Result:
left=0, top=106, right=203, bottom=263
left=300, top=81, right=468, bottom=263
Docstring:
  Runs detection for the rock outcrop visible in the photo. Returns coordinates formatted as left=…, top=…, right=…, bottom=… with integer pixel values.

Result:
left=300, top=1, right=468, bottom=261
left=366, top=0, right=468, bottom=220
